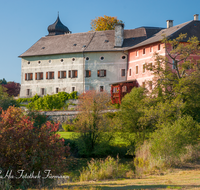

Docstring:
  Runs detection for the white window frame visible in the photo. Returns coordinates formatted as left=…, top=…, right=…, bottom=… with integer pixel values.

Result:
left=85, top=85, right=90, bottom=92
left=99, top=85, right=105, bottom=92
left=142, top=63, right=146, bottom=74
left=71, top=86, right=76, bottom=92
left=135, top=65, right=139, bottom=75
left=142, top=48, right=146, bottom=55
left=150, top=46, right=153, bottom=53
left=129, top=67, right=132, bottom=77
left=136, top=51, right=139, bottom=57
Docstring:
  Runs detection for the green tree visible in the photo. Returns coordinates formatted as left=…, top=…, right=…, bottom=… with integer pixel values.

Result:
left=0, top=78, right=7, bottom=85
left=91, top=15, right=124, bottom=31
left=74, top=90, right=112, bottom=156
left=0, top=85, right=19, bottom=110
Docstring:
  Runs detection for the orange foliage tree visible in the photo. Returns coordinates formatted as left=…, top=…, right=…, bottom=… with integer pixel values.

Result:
left=0, top=106, right=69, bottom=189
left=91, top=15, right=124, bottom=31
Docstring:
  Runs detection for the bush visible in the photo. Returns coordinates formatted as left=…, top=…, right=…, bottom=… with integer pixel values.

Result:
left=79, top=156, right=132, bottom=181
left=150, top=115, right=200, bottom=166
left=62, top=123, right=75, bottom=132
left=0, top=106, right=69, bottom=189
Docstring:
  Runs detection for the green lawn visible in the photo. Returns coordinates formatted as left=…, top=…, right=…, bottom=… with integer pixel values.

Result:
left=57, top=132, right=133, bottom=146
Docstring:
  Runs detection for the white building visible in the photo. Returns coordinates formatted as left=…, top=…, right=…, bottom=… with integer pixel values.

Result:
left=19, top=16, right=162, bottom=97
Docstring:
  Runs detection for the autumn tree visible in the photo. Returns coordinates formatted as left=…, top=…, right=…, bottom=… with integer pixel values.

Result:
left=0, top=106, right=69, bottom=189
left=0, top=85, right=19, bottom=110
left=2, top=82, right=20, bottom=97
left=91, top=15, right=124, bottom=31
left=74, top=90, right=112, bottom=156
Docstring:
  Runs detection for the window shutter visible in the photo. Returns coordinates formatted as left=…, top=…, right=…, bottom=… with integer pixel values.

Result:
left=35, top=73, right=37, bottom=80
left=75, top=70, right=77, bottom=78
left=30, top=73, right=33, bottom=80
left=104, top=70, right=106, bottom=77
left=46, top=72, right=48, bottom=79
left=58, top=71, right=60, bottom=78
left=25, top=73, right=27, bottom=80
left=97, top=70, right=100, bottom=77
left=89, top=70, right=91, bottom=77
left=68, top=70, right=71, bottom=78
left=52, top=72, right=54, bottom=79
left=63, top=71, right=66, bottom=78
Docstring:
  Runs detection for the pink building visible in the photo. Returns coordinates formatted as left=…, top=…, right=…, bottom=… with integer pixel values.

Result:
left=111, top=14, right=200, bottom=103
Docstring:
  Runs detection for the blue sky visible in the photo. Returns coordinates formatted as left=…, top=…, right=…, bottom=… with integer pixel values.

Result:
left=1, top=0, right=200, bottom=83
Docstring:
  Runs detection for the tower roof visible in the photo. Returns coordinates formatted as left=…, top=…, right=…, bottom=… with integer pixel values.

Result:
left=47, top=15, right=70, bottom=36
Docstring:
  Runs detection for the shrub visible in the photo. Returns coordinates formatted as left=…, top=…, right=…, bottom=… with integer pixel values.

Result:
left=0, top=106, right=69, bottom=189
left=62, top=123, right=75, bottom=132
left=79, top=156, right=131, bottom=181
left=150, top=115, right=200, bottom=166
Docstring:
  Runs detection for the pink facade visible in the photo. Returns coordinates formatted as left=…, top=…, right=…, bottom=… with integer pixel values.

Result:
left=127, top=42, right=165, bottom=90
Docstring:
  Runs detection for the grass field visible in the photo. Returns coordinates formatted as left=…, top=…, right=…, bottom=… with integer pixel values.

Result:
left=55, top=168, right=200, bottom=189
left=57, top=132, right=132, bottom=146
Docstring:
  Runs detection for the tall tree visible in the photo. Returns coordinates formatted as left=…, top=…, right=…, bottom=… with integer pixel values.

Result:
left=74, top=90, right=112, bottom=155
left=91, top=15, right=124, bottom=31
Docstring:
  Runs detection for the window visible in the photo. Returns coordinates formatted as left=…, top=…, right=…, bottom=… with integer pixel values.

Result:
left=97, top=70, right=106, bottom=77
left=26, top=89, right=30, bottom=96
left=49, top=60, right=51, bottom=63
left=149, top=81, right=152, bottom=90
left=56, top=88, right=59, bottom=93
left=72, top=58, right=75, bottom=61
left=68, top=70, right=78, bottom=78
left=100, top=86, right=104, bottom=92
left=149, top=62, right=153, bottom=70
left=122, top=56, right=126, bottom=59
left=25, top=73, right=33, bottom=81
left=122, top=86, right=127, bottom=92
left=158, top=44, right=161, bottom=51
left=172, top=60, right=176, bottom=69
left=27, top=61, right=30, bottom=64
left=46, top=72, right=54, bottom=79
left=143, top=64, right=146, bottom=73
left=142, top=82, right=145, bottom=88
left=100, top=56, right=104, bottom=61
left=143, top=48, right=145, bottom=54
left=86, top=57, right=89, bottom=61
left=136, top=66, right=138, bottom=74
left=61, top=59, right=64, bottom=62
left=85, top=70, right=91, bottom=77
left=35, top=72, right=43, bottom=80
left=72, top=87, right=76, bottom=92
left=150, top=46, right=153, bottom=52
left=136, top=51, right=138, bottom=56
left=113, top=87, right=118, bottom=93
left=129, top=68, right=132, bottom=76
left=41, top=88, right=45, bottom=95
left=58, top=71, right=66, bottom=79
left=121, top=69, right=125, bottom=77
left=85, top=85, right=90, bottom=92
left=38, top=61, right=41, bottom=64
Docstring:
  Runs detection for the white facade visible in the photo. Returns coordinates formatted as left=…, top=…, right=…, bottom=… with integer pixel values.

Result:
left=20, top=51, right=127, bottom=97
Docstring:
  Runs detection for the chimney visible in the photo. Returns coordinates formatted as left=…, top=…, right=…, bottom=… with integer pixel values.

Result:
left=194, top=14, right=199, bottom=21
left=114, top=23, right=124, bottom=47
left=166, top=20, right=173, bottom=28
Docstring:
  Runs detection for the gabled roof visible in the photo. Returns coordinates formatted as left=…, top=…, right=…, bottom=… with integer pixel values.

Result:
left=19, top=27, right=162, bottom=57
left=126, top=20, right=200, bottom=50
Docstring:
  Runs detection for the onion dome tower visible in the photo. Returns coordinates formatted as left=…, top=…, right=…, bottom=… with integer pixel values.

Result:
left=47, top=14, right=70, bottom=36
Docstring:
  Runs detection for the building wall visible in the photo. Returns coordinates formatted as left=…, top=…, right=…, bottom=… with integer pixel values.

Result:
left=128, top=42, right=165, bottom=89
left=20, top=51, right=127, bottom=97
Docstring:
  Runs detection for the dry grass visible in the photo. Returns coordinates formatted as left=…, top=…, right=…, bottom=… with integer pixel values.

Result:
left=56, top=168, right=200, bottom=190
